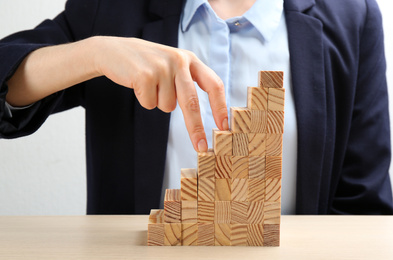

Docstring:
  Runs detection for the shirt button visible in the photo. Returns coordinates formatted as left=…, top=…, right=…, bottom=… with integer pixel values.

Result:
left=234, top=21, right=240, bottom=26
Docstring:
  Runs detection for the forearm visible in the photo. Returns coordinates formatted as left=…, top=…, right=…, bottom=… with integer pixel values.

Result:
left=6, top=37, right=99, bottom=107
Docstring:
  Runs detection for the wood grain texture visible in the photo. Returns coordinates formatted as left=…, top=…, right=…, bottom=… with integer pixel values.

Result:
left=149, top=209, right=164, bottom=224
left=197, top=151, right=215, bottom=179
left=231, top=201, right=249, bottom=224
left=182, top=223, right=198, bottom=246
left=215, top=224, right=231, bottom=246
left=263, top=224, right=280, bottom=246
left=247, top=87, right=268, bottom=110
left=148, top=223, right=164, bottom=246
left=248, top=201, right=264, bottom=224
left=215, top=201, right=231, bottom=224
left=250, top=110, right=267, bottom=133
left=249, top=156, right=266, bottom=179
left=164, top=223, right=182, bottom=246
left=164, top=189, right=180, bottom=201
left=233, top=133, right=249, bottom=156
left=266, top=134, right=283, bottom=156
left=230, top=107, right=251, bottom=133
left=231, top=156, right=248, bottom=179
left=164, top=201, right=181, bottom=223
left=231, top=179, right=248, bottom=202
left=258, top=71, right=283, bottom=88
left=181, top=201, right=197, bottom=223
left=268, top=88, right=285, bottom=111
left=231, top=224, right=248, bottom=246
left=264, top=202, right=281, bottom=224
left=215, top=156, right=232, bottom=179
left=266, top=156, right=282, bottom=179
left=198, top=201, right=214, bottom=223
left=265, top=179, right=281, bottom=203
left=197, top=223, right=215, bottom=246
left=180, top=168, right=197, bottom=178
left=215, top=179, right=231, bottom=201
left=267, top=111, right=284, bottom=134
left=249, top=133, right=266, bottom=157
left=213, top=129, right=233, bottom=156
left=198, top=178, right=215, bottom=201
left=247, top=224, right=264, bottom=246
left=181, top=175, right=198, bottom=201
left=248, top=178, right=265, bottom=202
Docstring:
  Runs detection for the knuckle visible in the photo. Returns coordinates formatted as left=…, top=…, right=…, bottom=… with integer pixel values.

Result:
left=185, top=95, right=200, bottom=113
left=191, top=124, right=205, bottom=138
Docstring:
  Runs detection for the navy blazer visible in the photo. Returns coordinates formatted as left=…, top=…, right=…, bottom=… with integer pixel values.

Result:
left=0, top=0, right=392, bottom=214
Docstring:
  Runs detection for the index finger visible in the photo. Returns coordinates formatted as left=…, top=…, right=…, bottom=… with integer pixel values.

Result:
left=190, top=57, right=228, bottom=131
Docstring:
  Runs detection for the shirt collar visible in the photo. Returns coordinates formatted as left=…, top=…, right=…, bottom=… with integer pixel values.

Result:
left=181, top=0, right=284, bottom=42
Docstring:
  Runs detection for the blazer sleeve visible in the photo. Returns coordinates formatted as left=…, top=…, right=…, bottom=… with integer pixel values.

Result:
left=0, top=0, right=100, bottom=139
left=330, top=0, right=393, bottom=214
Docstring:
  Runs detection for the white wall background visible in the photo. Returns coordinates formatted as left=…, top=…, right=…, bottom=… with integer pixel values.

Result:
left=0, top=0, right=392, bottom=215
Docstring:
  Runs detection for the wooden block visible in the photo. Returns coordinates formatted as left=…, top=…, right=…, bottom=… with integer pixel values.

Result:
left=213, top=129, right=232, bottom=156
left=147, top=223, right=164, bottom=246
left=247, top=87, right=268, bottom=110
left=258, top=71, right=283, bottom=88
left=231, top=179, right=248, bottom=201
left=181, top=169, right=198, bottom=201
left=267, top=111, right=284, bottom=134
left=263, top=224, right=280, bottom=246
left=149, top=209, right=165, bottom=224
left=215, top=223, right=231, bottom=246
left=231, top=201, right=249, bottom=224
left=232, top=133, right=249, bottom=156
left=231, top=224, right=248, bottom=246
left=164, top=201, right=181, bottom=223
left=230, top=107, right=251, bottom=133
left=164, top=223, right=182, bottom=246
left=198, top=178, right=215, bottom=201
left=249, top=156, right=265, bottom=179
left=247, top=224, right=264, bottom=246
left=249, top=133, right=266, bottom=157
left=182, top=223, right=198, bottom=246
left=266, top=134, right=283, bottom=156
left=231, top=156, right=248, bottom=179
left=215, top=179, right=231, bottom=201
left=215, top=156, right=232, bottom=179
left=248, top=178, right=265, bottom=202
left=266, top=156, right=282, bottom=179
left=164, top=189, right=181, bottom=223
left=215, top=201, right=231, bottom=223
left=164, top=189, right=180, bottom=201
left=264, top=202, right=281, bottom=224
left=265, top=179, right=281, bottom=203
left=250, top=110, right=267, bottom=133
left=198, top=201, right=214, bottom=223
left=181, top=201, right=197, bottom=223
left=198, top=151, right=215, bottom=179
left=268, top=88, right=285, bottom=111
left=248, top=201, right=264, bottom=224
left=197, top=223, right=215, bottom=246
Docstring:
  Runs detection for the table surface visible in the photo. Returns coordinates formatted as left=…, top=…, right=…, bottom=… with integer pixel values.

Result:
left=0, top=215, right=392, bottom=260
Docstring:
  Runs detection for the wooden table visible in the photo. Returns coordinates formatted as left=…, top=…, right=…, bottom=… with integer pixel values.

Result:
left=0, top=215, right=392, bottom=259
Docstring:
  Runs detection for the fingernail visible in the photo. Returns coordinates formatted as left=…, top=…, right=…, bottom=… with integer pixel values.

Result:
left=222, top=118, right=229, bottom=130
left=197, top=139, right=208, bottom=152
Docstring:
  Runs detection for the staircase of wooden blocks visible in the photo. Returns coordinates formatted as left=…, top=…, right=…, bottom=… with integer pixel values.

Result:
left=147, top=71, right=284, bottom=246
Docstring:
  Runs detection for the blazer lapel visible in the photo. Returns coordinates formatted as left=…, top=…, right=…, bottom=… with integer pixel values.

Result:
left=285, top=0, right=327, bottom=214
left=133, top=0, right=184, bottom=213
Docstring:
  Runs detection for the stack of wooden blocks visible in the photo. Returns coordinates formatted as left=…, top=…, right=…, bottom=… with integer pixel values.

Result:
left=147, top=71, right=284, bottom=246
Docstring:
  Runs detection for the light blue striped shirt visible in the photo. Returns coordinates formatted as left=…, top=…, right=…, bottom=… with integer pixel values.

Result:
left=162, top=0, right=298, bottom=214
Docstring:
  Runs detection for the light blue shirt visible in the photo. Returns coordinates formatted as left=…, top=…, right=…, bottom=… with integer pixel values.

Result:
left=162, top=0, right=298, bottom=214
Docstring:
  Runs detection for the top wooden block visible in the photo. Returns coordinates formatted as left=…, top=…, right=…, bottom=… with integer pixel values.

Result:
left=213, top=129, right=233, bottom=156
left=165, top=189, right=181, bottom=201
left=258, top=71, right=283, bottom=88
left=181, top=168, right=197, bottom=179
left=149, top=209, right=165, bottom=224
